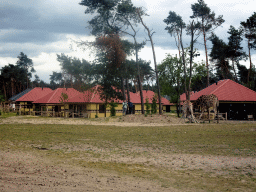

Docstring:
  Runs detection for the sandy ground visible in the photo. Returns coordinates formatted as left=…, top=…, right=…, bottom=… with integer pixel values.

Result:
left=0, top=115, right=256, bottom=191
left=1, top=114, right=255, bottom=126
left=0, top=150, right=180, bottom=192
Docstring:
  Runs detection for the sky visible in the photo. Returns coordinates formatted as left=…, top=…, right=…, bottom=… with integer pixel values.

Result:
left=1, top=0, right=256, bottom=83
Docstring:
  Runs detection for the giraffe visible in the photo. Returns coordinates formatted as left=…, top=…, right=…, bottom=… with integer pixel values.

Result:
left=182, top=100, right=198, bottom=123
left=194, top=94, right=219, bottom=120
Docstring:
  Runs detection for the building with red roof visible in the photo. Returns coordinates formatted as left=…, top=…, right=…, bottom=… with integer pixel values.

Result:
left=67, top=86, right=173, bottom=118
left=180, top=79, right=256, bottom=120
left=33, top=88, right=80, bottom=104
left=16, top=87, right=53, bottom=102
left=14, top=87, right=53, bottom=114
left=32, top=88, right=80, bottom=116
left=14, top=85, right=172, bottom=118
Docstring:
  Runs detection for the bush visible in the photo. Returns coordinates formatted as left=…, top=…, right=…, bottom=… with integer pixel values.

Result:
left=145, top=98, right=151, bottom=115
left=109, top=102, right=118, bottom=117
left=151, top=95, right=157, bottom=114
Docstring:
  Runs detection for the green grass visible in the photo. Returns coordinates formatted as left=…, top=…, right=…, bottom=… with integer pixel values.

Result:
left=0, top=112, right=17, bottom=118
left=1, top=123, right=254, bottom=156
left=0, top=122, right=256, bottom=191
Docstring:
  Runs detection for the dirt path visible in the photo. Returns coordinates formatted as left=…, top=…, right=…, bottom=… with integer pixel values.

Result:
left=0, top=150, right=179, bottom=192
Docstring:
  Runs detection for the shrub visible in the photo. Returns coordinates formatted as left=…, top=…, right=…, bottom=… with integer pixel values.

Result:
left=151, top=94, right=157, bottom=114
left=145, top=97, right=151, bottom=115
left=109, top=102, right=118, bottom=117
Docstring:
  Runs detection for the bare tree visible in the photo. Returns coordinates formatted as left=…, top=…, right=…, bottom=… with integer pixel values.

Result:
left=137, top=8, right=162, bottom=114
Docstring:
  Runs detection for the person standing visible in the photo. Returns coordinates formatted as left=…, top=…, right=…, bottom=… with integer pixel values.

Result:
left=122, top=100, right=127, bottom=115
left=128, top=101, right=133, bottom=114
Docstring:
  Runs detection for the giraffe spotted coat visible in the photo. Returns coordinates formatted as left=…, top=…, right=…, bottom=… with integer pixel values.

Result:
left=194, top=94, right=219, bottom=120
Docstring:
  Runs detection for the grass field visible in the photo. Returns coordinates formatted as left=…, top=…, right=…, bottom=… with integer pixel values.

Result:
left=0, top=122, right=256, bottom=191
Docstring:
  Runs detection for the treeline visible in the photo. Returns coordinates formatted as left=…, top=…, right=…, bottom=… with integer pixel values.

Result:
left=1, top=0, right=256, bottom=112
left=0, top=52, right=48, bottom=101
left=159, top=0, right=256, bottom=104
left=0, top=51, right=155, bottom=101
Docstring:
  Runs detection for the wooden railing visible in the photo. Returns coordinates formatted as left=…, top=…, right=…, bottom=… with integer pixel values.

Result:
left=194, top=112, right=227, bottom=120
left=22, top=111, right=90, bottom=118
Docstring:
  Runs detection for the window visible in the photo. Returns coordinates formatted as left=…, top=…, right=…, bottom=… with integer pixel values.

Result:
left=99, top=104, right=105, bottom=113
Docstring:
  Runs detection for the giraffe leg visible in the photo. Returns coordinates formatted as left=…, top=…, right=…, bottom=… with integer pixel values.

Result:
left=199, top=108, right=204, bottom=120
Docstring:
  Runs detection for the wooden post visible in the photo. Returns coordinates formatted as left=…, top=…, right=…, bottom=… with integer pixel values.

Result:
left=217, top=109, right=219, bottom=124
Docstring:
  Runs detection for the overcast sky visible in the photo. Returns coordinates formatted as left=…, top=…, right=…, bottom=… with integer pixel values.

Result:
left=1, top=0, right=256, bottom=83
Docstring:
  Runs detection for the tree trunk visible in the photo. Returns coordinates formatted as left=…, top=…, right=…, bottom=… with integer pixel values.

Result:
left=3, top=82, right=7, bottom=100
left=203, top=29, right=209, bottom=87
left=201, top=17, right=210, bottom=87
left=188, top=21, right=195, bottom=101
left=247, top=39, right=252, bottom=87
left=121, top=14, right=144, bottom=114
left=137, top=11, right=162, bottom=114
left=180, top=28, right=188, bottom=100
left=121, top=76, right=126, bottom=101
left=231, top=57, right=238, bottom=82
left=136, top=44, right=144, bottom=114
left=177, top=82, right=181, bottom=117
left=126, top=78, right=130, bottom=103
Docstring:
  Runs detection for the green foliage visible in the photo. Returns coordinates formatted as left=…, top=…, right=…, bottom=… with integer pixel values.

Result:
left=151, top=94, right=157, bottom=114
left=158, top=53, right=209, bottom=102
left=59, top=92, right=69, bottom=104
left=210, top=34, right=233, bottom=79
left=16, top=52, right=35, bottom=88
left=240, top=12, right=256, bottom=49
left=0, top=92, right=5, bottom=103
left=158, top=54, right=182, bottom=103
left=109, top=102, right=118, bottom=117
left=0, top=64, right=27, bottom=100
left=227, top=26, right=246, bottom=60
left=56, top=53, right=93, bottom=90
left=163, top=11, right=186, bottom=37
left=95, top=114, right=98, bottom=118
left=240, top=12, right=256, bottom=87
left=190, top=0, right=225, bottom=34
left=50, top=71, right=63, bottom=88
left=145, top=98, right=151, bottom=115
left=16, top=52, right=35, bottom=74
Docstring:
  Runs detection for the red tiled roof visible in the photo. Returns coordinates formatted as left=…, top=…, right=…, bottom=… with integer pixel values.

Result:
left=69, top=86, right=173, bottom=105
left=69, top=86, right=133, bottom=104
left=68, top=85, right=106, bottom=103
left=180, top=79, right=256, bottom=102
left=33, top=88, right=80, bottom=104
left=16, top=87, right=53, bottom=102
left=132, top=90, right=173, bottom=105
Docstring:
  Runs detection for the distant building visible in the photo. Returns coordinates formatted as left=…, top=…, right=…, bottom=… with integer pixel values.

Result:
left=180, top=79, right=256, bottom=120
left=13, top=85, right=173, bottom=118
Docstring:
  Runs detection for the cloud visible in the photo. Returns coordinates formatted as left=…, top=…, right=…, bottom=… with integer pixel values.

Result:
left=1, top=0, right=256, bottom=84
left=0, top=0, right=90, bottom=43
